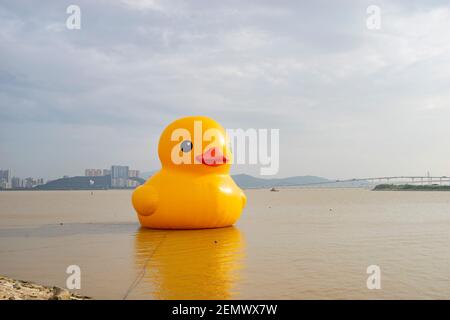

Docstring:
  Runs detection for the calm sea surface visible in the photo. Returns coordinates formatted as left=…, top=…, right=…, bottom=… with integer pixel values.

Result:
left=0, top=189, right=449, bottom=299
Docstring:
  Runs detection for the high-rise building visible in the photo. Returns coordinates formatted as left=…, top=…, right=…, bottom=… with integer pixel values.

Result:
left=111, top=165, right=129, bottom=188
left=0, top=169, right=10, bottom=181
left=103, top=169, right=111, bottom=176
left=0, top=169, right=11, bottom=189
left=24, top=177, right=35, bottom=189
left=85, top=169, right=102, bottom=177
left=128, top=170, right=140, bottom=178
left=11, top=177, right=22, bottom=189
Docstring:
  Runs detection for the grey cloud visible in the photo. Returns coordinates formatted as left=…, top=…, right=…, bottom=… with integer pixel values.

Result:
left=1, top=0, right=450, bottom=179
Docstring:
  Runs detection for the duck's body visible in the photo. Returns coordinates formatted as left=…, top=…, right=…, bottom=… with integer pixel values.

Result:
left=134, top=169, right=245, bottom=229
left=132, top=116, right=246, bottom=229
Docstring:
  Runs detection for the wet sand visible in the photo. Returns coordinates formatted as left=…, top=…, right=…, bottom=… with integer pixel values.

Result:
left=1, top=189, right=450, bottom=299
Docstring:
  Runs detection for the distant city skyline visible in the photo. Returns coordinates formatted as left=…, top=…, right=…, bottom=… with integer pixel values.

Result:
left=1, top=165, right=446, bottom=185
left=1, top=1, right=450, bottom=180
left=0, top=164, right=142, bottom=189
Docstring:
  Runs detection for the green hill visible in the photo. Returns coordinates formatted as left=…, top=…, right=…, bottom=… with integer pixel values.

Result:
left=34, top=175, right=112, bottom=190
left=373, top=184, right=450, bottom=191
left=231, top=174, right=330, bottom=188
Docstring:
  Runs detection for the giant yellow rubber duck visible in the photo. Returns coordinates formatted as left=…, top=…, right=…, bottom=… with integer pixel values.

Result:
left=132, top=116, right=246, bottom=229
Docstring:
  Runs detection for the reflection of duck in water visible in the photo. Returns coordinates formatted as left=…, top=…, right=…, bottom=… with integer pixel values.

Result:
left=130, top=226, right=245, bottom=300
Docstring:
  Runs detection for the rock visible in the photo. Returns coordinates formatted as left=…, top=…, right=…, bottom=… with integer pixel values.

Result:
left=0, top=275, right=91, bottom=300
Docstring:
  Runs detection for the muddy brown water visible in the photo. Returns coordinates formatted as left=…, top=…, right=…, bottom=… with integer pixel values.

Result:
left=1, top=189, right=449, bottom=299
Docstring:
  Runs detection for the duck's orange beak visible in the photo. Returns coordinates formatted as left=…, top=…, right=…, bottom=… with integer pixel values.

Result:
left=196, top=147, right=228, bottom=166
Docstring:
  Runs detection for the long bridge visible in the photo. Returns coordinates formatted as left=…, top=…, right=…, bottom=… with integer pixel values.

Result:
left=294, top=176, right=450, bottom=188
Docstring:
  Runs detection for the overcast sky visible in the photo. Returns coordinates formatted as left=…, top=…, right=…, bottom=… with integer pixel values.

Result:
left=1, top=0, right=450, bottom=180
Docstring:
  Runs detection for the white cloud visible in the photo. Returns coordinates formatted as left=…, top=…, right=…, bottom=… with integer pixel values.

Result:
left=121, top=0, right=165, bottom=11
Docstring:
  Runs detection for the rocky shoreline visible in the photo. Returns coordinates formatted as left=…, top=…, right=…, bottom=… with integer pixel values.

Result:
left=373, top=184, right=450, bottom=191
left=0, top=276, right=91, bottom=300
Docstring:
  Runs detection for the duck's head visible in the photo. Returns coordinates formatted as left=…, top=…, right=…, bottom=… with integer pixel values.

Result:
left=158, top=116, right=232, bottom=174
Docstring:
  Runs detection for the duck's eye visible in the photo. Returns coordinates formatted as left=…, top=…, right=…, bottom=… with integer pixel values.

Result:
left=180, top=140, right=193, bottom=153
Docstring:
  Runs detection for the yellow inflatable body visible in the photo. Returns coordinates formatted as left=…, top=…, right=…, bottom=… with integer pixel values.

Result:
left=132, top=116, right=246, bottom=229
